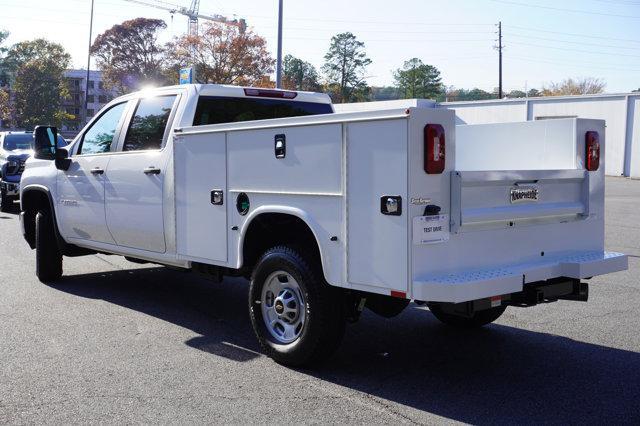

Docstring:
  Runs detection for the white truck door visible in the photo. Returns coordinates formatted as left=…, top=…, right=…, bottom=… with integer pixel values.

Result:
left=57, top=101, right=129, bottom=244
left=104, top=95, right=178, bottom=253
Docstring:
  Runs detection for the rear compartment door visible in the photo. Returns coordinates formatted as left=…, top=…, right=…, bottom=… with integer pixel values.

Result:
left=346, top=119, right=408, bottom=292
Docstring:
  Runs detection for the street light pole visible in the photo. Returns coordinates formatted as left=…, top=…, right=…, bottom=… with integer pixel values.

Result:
left=276, top=0, right=283, bottom=88
left=84, top=0, right=95, bottom=124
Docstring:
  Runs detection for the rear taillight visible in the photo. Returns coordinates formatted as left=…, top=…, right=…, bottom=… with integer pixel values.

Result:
left=585, top=131, right=600, bottom=171
left=243, top=88, right=297, bottom=99
left=424, top=124, right=446, bottom=174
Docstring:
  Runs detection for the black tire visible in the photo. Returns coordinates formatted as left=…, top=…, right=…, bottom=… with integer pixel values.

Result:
left=35, top=211, right=63, bottom=283
left=0, top=188, right=10, bottom=212
left=249, top=246, right=345, bottom=367
left=428, top=303, right=507, bottom=328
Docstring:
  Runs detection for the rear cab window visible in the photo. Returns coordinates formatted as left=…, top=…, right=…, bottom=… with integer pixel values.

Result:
left=123, top=95, right=177, bottom=151
left=192, top=96, right=333, bottom=126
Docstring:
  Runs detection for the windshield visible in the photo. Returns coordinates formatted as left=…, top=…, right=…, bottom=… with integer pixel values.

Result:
left=3, top=134, right=67, bottom=151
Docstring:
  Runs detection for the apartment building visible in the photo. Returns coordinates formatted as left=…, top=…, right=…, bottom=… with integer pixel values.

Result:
left=61, top=69, right=118, bottom=133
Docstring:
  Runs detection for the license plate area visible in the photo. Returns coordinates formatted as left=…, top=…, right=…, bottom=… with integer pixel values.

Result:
left=413, top=214, right=450, bottom=245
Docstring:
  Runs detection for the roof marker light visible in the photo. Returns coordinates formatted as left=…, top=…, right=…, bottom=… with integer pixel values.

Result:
left=243, top=88, right=298, bottom=99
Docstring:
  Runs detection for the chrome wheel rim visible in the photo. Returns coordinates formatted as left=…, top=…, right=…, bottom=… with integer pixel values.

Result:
left=261, top=271, right=306, bottom=344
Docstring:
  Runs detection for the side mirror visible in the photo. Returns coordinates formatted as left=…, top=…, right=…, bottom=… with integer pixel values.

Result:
left=33, top=126, right=58, bottom=160
left=55, top=148, right=71, bottom=171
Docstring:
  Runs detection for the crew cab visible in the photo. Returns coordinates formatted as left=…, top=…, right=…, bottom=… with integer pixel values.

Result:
left=0, top=131, right=66, bottom=212
left=20, top=84, right=628, bottom=366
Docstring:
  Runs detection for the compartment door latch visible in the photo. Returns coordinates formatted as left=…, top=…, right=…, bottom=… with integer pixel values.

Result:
left=274, top=134, right=286, bottom=159
left=211, top=190, right=224, bottom=205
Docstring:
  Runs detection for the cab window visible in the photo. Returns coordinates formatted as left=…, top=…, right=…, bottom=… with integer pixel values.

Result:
left=122, top=95, right=177, bottom=151
left=79, top=102, right=127, bottom=155
left=193, top=96, right=333, bottom=126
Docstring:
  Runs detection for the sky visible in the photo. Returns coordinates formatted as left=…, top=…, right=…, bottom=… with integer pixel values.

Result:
left=1, top=0, right=640, bottom=93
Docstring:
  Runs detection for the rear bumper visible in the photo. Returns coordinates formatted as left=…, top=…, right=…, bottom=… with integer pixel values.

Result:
left=413, top=251, right=628, bottom=303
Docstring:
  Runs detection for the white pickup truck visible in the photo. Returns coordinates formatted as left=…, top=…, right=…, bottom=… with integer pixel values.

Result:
left=20, top=84, right=628, bottom=366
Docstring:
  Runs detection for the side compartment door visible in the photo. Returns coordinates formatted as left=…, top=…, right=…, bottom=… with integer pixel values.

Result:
left=104, top=94, right=178, bottom=253
left=57, top=101, right=129, bottom=244
left=174, top=132, right=227, bottom=263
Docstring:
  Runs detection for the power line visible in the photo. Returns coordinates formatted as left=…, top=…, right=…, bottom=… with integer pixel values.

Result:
left=509, top=33, right=640, bottom=50
left=589, top=0, right=640, bottom=5
left=259, top=27, right=496, bottom=35
left=508, top=55, right=640, bottom=72
left=196, top=11, right=496, bottom=27
left=509, top=40, right=640, bottom=59
left=488, top=0, right=640, bottom=18
left=506, top=24, right=640, bottom=44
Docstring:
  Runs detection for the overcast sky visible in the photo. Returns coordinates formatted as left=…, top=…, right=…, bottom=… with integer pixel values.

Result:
left=2, top=0, right=640, bottom=93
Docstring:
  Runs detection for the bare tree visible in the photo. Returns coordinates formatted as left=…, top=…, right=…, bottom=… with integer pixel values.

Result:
left=542, top=78, right=606, bottom=96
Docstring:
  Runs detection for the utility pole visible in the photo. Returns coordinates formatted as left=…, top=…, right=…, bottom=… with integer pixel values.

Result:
left=84, top=0, right=95, bottom=125
left=498, top=21, right=503, bottom=99
left=276, top=0, right=283, bottom=88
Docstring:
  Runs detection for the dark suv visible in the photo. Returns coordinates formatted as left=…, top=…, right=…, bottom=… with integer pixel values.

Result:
left=0, top=131, right=66, bottom=211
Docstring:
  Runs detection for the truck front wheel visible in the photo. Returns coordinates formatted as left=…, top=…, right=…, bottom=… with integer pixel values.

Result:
left=249, top=246, right=345, bottom=367
left=427, top=303, right=507, bottom=328
left=35, top=211, right=63, bottom=283
left=0, top=188, right=11, bottom=212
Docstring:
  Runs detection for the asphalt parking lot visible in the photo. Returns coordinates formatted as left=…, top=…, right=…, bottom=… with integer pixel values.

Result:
left=0, top=177, right=638, bottom=424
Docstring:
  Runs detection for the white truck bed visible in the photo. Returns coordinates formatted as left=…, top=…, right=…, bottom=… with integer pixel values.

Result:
left=173, top=107, right=626, bottom=303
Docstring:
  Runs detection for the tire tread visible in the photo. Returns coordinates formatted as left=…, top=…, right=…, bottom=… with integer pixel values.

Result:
left=35, top=211, right=63, bottom=283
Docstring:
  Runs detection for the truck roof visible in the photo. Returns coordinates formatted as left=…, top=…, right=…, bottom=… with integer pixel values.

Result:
left=196, top=84, right=333, bottom=105
left=124, top=83, right=333, bottom=106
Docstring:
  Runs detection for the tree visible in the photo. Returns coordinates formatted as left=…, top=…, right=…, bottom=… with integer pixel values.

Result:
left=322, top=32, right=372, bottom=103
left=92, top=18, right=169, bottom=94
left=0, top=31, right=9, bottom=124
left=5, top=39, right=71, bottom=129
left=0, top=89, right=9, bottom=122
left=527, top=88, right=541, bottom=98
left=282, top=54, right=320, bottom=91
left=165, top=22, right=274, bottom=86
left=542, top=77, right=605, bottom=96
left=0, top=30, right=10, bottom=86
left=506, top=90, right=526, bottom=99
left=393, top=58, right=443, bottom=100
left=370, top=86, right=401, bottom=101
left=445, top=87, right=494, bottom=102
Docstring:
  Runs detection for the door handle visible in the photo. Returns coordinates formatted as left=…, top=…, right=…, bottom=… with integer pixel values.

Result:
left=90, top=167, right=104, bottom=175
left=143, top=167, right=161, bottom=175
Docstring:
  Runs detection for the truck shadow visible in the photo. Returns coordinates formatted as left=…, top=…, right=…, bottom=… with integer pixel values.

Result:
left=50, top=266, right=640, bottom=424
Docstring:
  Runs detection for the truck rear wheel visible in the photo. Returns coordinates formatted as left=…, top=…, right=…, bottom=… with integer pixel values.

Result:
left=427, top=303, right=507, bottom=328
left=35, top=211, right=63, bottom=283
left=249, top=246, right=345, bottom=367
